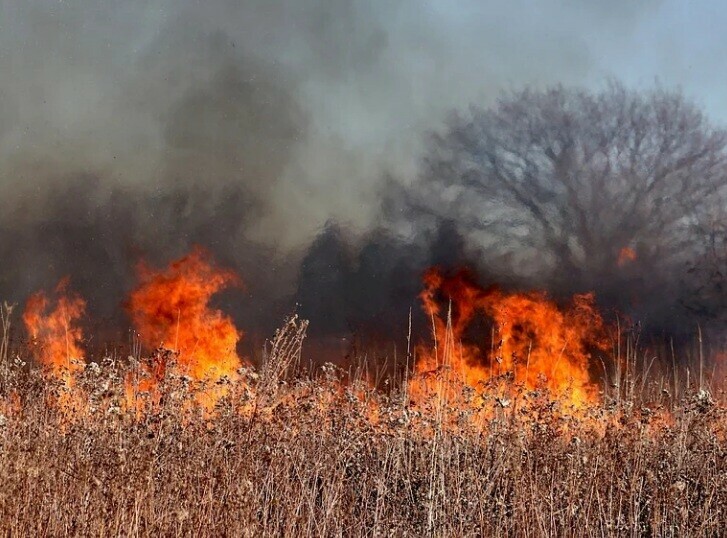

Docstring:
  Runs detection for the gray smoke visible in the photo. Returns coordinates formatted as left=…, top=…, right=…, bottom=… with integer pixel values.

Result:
left=4, top=0, right=716, bottom=355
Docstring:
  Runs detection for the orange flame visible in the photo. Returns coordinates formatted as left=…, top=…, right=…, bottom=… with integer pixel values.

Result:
left=22, top=278, right=87, bottom=416
left=0, top=390, right=21, bottom=418
left=23, top=278, right=86, bottom=378
left=126, top=248, right=243, bottom=410
left=617, top=247, right=637, bottom=267
left=412, top=268, right=609, bottom=412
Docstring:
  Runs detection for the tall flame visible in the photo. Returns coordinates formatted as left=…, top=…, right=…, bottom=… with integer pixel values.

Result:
left=412, top=268, right=609, bottom=410
left=22, top=278, right=87, bottom=416
left=23, top=278, right=86, bottom=378
left=127, top=248, right=243, bottom=409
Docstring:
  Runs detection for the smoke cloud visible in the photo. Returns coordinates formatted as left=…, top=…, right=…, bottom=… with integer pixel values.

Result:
left=4, top=0, right=723, bottom=355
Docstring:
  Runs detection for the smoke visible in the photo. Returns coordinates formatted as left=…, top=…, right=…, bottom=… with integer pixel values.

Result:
left=295, top=220, right=487, bottom=340
left=2, top=0, right=702, bottom=354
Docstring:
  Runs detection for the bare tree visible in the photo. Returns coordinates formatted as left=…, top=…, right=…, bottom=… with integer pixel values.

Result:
left=683, top=199, right=727, bottom=323
left=405, top=84, right=727, bottom=311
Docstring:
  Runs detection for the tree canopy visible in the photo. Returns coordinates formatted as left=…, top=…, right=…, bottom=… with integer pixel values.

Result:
left=402, top=83, right=727, bottom=326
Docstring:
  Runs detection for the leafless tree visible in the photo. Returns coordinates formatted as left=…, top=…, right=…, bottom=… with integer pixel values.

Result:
left=683, top=200, right=727, bottom=323
left=405, top=84, right=727, bottom=315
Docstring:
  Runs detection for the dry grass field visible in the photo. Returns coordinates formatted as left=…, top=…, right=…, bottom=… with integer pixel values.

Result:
left=0, top=313, right=724, bottom=537
left=1, top=257, right=725, bottom=536
left=4, top=5, right=727, bottom=536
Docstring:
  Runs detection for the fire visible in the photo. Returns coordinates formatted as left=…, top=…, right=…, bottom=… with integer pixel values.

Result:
left=22, top=278, right=87, bottom=416
left=0, top=390, right=21, bottom=418
left=126, top=248, right=243, bottom=410
left=23, top=278, right=86, bottom=377
left=411, top=268, right=609, bottom=413
left=617, top=246, right=637, bottom=267
left=10, top=254, right=721, bottom=440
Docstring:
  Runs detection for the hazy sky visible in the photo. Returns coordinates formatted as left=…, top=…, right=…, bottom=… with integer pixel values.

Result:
left=1, top=1, right=726, bottom=247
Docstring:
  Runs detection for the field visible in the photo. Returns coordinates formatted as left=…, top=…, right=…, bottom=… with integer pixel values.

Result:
left=1, top=256, right=725, bottom=536
left=0, top=313, right=724, bottom=537
left=5, top=3, right=727, bottom=536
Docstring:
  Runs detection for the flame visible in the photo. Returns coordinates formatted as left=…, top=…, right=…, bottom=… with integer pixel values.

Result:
left=0, top=391, right=22, bottom=418
left=123, top=347, right=172, bottom=417
left=617, top=247, right=637, bottom=267
left=126, top=248, right=243, bottom=410
left=711, top=351, right=727, bottom=391
left=9, top=256, right=721, bottom=440
left=411, top=268, right=609, bottom=414
left=22, top=278, right=87, bottom=416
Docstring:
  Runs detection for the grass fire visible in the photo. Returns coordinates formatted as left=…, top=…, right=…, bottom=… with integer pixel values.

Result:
left=1, top=2, right=727, bottom=536
left=0, top=248, right=723, bottom=535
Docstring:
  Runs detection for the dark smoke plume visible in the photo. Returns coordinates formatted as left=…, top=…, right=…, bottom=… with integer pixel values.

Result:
left=294, top=219, right=486, bottom=339
left=0, top=18, right=306, bottom=348
left=295, top=84, right=727, bottom=354
left=3, top=1, right=726, bottom=360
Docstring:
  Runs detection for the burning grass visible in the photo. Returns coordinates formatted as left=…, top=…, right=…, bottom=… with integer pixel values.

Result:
left=0, top=341, right=723, bottom=536
left=0, top=250, right=724, bottom=535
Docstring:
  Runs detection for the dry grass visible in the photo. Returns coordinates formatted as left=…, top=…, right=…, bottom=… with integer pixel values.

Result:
left=0, top=319, right=724, bottom=537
